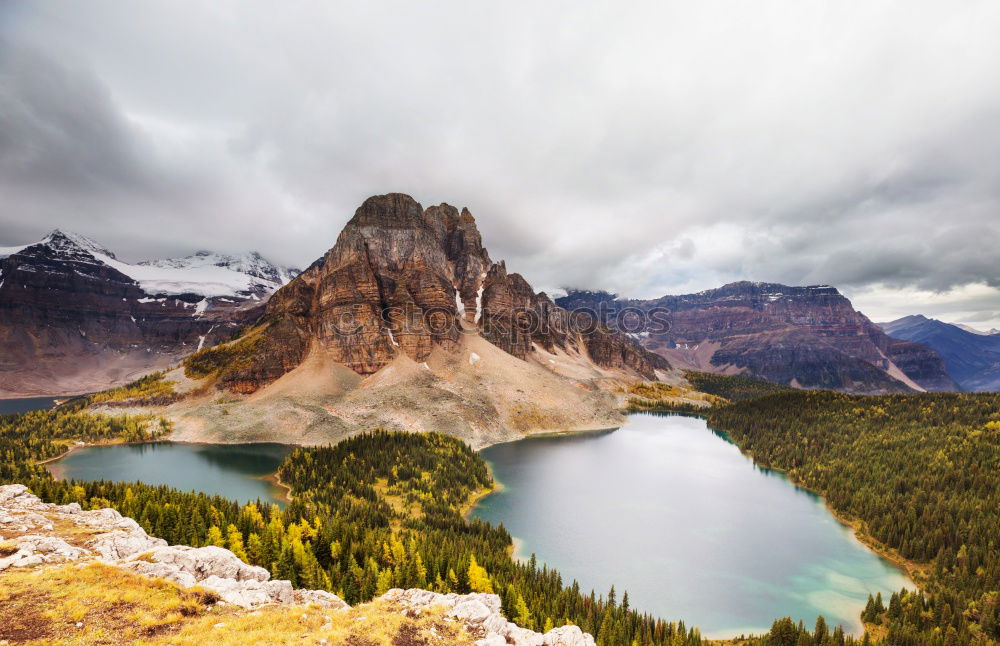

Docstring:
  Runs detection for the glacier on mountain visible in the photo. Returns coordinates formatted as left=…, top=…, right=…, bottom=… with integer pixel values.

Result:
left=0, top=230, right=299, bottom=299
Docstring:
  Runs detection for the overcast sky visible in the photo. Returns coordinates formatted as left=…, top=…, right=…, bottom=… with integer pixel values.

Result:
left=2, top=1, right=999, bottom=327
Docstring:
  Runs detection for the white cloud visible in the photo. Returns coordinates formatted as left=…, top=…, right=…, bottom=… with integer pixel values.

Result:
left=1, top=0, right=998, bottom=322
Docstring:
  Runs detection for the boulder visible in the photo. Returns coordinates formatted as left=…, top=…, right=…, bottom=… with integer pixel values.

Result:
left=88, top=530, right=167, bottom=560
left=293, top=589, right=350, bottom=609
left=197, top=576, right=294, bottom=608
left=379, top=588, right=595, bottom=646
left=543, top=625, right=597, bottom=646
left=128, top=545, right=271, bottom=583
left=121, top=559, right=198, bottom=588
left=0, top=549, right=43, bottom=571
left=0, top=484, right=31, bottom=505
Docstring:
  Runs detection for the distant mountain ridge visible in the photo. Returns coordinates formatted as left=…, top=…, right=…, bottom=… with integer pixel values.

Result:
left=0, top=230, right=299, bottom=397
left=879, top=315, right=1000, bottom=392
left=953, top=322, right=1000, bottom=336
left=556, top=282, right=958, bottom=393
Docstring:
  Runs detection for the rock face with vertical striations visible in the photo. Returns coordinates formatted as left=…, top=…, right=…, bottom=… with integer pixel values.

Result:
left=207, top=193, right=668, bottom=394
left=157, top=194, right=668, bottom=448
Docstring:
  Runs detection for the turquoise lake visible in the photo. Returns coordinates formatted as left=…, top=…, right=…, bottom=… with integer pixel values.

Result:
left=471, top=413, right=910, bottom=638
left=47, top=442, right=293, bottom=506
left=41, top=412, right=910, bottom=637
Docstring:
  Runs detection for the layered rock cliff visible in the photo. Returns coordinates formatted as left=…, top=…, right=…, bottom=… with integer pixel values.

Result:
left=147, top=194, right=667, bottom=447
left=199, top=193, right=667, bottom=394
left=0, top=231, right=296, bottom=397
left=556, top=282, right=958, bottom=393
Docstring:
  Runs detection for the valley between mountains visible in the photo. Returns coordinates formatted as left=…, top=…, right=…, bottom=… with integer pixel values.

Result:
left=1, top=193, right=980, bottom=448
left=1, top=194, right=998, bottom=646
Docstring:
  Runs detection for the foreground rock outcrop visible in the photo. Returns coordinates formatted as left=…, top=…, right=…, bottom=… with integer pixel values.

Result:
left=0, top=484, right=336, bottom=609
left=0, top=484, right=594, bottom=645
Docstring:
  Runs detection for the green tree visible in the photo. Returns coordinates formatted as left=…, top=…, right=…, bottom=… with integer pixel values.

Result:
left=206, top=525, right=225, bottom=548
left=467, top=554, right=493, bottom=594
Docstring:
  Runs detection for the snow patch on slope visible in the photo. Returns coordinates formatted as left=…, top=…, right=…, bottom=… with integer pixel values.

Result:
left=1, top=231, right=298, bottom=299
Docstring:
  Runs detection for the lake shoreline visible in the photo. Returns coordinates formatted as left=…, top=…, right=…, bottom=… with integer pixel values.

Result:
left=638, top=410, right=924, bottom=591
left=41, top=441, right=294, bottom=506
left=470, top=413, right=911, bottom=639
left=711, top=436, right=924, bottom=591
left=38, top=438, right=147, bottom=467
left=262, top=470, right=294, bottom=503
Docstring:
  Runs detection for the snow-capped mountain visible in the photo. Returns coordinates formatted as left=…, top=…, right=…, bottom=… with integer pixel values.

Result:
left=0, top=229, right=116, bottom=263
left=0, top=230, right=300, bottom=397
left=953, top=323, right=1000, bottom=336
left=0, top=230, right=298, bottom=299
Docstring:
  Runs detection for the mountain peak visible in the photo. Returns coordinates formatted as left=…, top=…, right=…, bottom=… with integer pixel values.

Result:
left=348, top=193, right=426, bottom=230
left=39, top=229, right=117, bottom=259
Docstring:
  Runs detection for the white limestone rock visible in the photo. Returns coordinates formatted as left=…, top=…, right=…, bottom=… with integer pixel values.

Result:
left=0, top=549, right=43, bottom=571
left=122, top=559, right=198, bottom=588
left=293, top=589, right=351, bottom=609
left=379, top=589, right=596, bottom=646
left=543, top=625, right=597, bottom=646
left=129, top=545, right=271, bottom=583
left=16, top=535, right=87, bottom=558
left=0, top=484, right=353, bottom=613
left=77, top=507, right=145, bottom=534
left=477, top=635, right=508, bottom=646
left=88, top=530, right=167, bottom=560
left=197, top=575, right=295, bottom=607
left=0, top=484, right=32, bottom=505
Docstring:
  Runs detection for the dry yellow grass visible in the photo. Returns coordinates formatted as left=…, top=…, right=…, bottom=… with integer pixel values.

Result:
left=0, top=563, right=217, bottom=644
left=0, top=563, right=477, bottom=645
left=142, top=600, right=475, bottom=646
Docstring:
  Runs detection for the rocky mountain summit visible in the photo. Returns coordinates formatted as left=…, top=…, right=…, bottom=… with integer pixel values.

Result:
left=0, top=484, right=594, bottom=646
left=149, top=194, right=667, bottom=448
left=0, top=230, right=297, bottom=397
left=209, top=193, right=667, bottom=392
left=556, top=282, right=957, bottom=393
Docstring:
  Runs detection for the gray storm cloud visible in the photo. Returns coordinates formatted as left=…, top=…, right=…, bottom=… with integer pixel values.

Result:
left=1, top=0, right=999, bottom=324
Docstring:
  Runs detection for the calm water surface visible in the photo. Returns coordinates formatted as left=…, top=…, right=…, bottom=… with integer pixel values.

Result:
left=0, top=396, right=62, bottom=414
left=47, top=442, right=293, bottom=506
left=471, top=413, right=910, bottom=638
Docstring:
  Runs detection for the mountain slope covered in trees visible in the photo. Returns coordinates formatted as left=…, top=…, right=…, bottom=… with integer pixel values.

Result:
left=697, top=391, right=1000, bottom=645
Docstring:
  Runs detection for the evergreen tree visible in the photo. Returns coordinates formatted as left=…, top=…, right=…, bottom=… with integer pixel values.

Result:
left=888, top=592, right=903, bottom=620
left=813, top=616, right=828, bottom=645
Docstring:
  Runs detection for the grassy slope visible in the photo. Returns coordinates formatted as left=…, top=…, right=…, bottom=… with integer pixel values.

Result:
left=0, top=563, right=473, bottom=646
